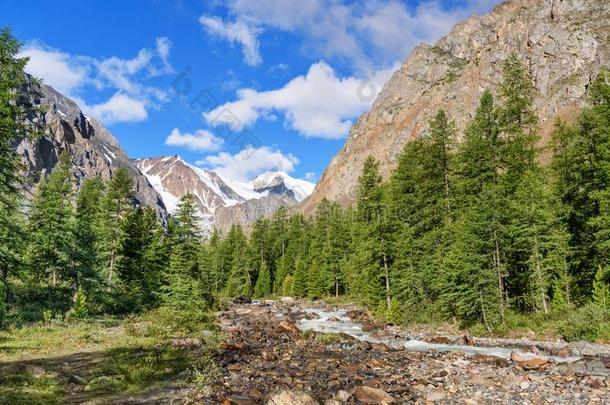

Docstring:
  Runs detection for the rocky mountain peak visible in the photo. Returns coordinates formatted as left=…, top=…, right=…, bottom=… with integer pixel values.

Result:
left=300, top=0, right=610, bottom=214
left=16, top=77, right=166, bottom=218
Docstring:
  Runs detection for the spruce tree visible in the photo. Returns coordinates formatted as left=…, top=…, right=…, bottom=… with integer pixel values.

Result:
left=97, top=168, right=133, bottom=284
left=253, top=260, right=271, bottom=298
left=292, top=256, right=308, bottom=298
left=0, top=27, right=35, bottom=300
left=26, top=152, right=75, bottom=287
left=225, top=225, right=252, bottom=297
left=162, top=193, right=206, bottom=309
left=507, top=169, right=569, bottom=313
left=72, top=177, right=105, bottom=293
left=116, top=207, right=158, bottom=310
left=551, top=71, right=610, bottom=298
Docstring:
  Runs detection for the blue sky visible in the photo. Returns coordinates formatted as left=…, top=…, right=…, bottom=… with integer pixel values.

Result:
left=1, top=0, right=500, bottom=183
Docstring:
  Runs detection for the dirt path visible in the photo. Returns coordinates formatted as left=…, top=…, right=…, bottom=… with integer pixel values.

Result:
left=210, top=300, right=610, bottom=404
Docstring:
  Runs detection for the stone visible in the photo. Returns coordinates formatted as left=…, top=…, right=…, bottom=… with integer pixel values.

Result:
left=266, top=389, right=319, bottom=405
left=470, top=354, right=510, bottom=368
left=427, top=336, right=452, bottom=344
left=424, top=388, right=446, bottom=402
left=453, top=335, right=475, bottom=346
left=279, top=320, right=301, bottom=336
left=352, top=386, right=395, bottom=404
left=511, top=352, right=548, bottom=370
left=335, top=390, right=351, bottom=402
left=280, top=296, right=295, bottom=305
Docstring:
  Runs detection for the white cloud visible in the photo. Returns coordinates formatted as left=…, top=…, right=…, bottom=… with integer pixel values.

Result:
left=198, top=145, right=298, bottom=181
left=208, top=0, right=501, bottom=71
left=19, top=37, right=174, bottom=124
left=83, top=92, right=148, bottom=124
left=18, top=45, right=90, bottom=95
left=165, top=128, right=224, bottom=151
left=200, top=15, right=262, bottom=66
left=204, top=61, right=394, bottom=139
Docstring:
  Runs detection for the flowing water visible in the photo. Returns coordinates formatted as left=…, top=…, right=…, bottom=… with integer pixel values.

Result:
left=296, top=308, right=581, bottom=363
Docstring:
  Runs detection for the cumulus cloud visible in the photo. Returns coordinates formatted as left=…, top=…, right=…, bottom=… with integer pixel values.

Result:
left=204, top=61, right=394, bottom=139
left=206, top=0, right=500, bottom=71
left=165, top=128, right=224, bottom=151
left=198, top=145, right=299, bottom=182
left=200, top=15, right=262, bottom=66
left=19, top=37, right=174, bottom=124
left=83, top=92, right=148, bottom=124
left=17, top=45, right=90, bottom=95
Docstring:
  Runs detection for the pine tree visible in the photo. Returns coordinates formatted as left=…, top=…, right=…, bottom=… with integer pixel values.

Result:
left=72, top=177, right=105, bottom=293
left=225, top=225, right=252, bottom=297
left=551, top=71, right=610, bottom=298
left=162, top=193, right=206, bottom=309
left=97, top=168, right=133, bottom=284
left=253, top=260, right=271, bottom=298
left=26, top=152, right=75, bottom=287
left=507, top=169, right=569, bottom=314
left=292, top=256, right=308, bottom=298
left=0, top=27, right=37, bottom=300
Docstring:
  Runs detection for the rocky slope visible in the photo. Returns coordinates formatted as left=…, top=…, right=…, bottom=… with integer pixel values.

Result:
left=135, top=157, right=314, bottom=232
left=15, top=78, right=166, bottom=217
left=301, top=0, right=610, bottom=214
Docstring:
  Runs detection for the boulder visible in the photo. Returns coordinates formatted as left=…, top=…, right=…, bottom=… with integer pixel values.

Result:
left=266, top=389, right=319, bottom=405
left=510, top=352, right=549, bottom=370
left=352, top=386, right=395, bottom=404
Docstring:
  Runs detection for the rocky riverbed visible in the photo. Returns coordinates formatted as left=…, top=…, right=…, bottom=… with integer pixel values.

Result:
left=209, top=299, right=610, bottom=404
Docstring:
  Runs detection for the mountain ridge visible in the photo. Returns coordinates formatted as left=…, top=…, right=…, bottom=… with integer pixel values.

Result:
left=135, top=155, right=315, bottom=232
left=299, top=0, right=610, bottom=215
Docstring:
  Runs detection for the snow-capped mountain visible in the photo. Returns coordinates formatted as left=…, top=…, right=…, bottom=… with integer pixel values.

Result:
left=250, top=172, right=315, bottom=202
left=134, top=156, right=315, bottom=232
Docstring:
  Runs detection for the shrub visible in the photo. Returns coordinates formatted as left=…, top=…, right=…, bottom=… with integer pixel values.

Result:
left=557, top=304, right=610, bottom=342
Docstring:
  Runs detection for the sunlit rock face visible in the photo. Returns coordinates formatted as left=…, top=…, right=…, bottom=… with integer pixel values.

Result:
left=16, top=77, right=167, bottom=218
left=300, top=0, right=610, bottom=215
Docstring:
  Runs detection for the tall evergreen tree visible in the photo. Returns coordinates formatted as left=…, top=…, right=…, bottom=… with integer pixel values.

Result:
left=72, top=177, right=105, bottom=293
left=0, top=27, right=39, bottom=304
left=253, top=260, right=271, bottom=298
left=97, top=168, right=133, bottom=284
left=26, top=152, right=75, bottom=287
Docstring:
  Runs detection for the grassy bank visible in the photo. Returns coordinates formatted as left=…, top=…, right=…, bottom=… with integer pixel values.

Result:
left=0, top=309, right=221, bottom=404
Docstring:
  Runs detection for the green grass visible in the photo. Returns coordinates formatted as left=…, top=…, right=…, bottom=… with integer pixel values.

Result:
left=0, top=308, right=221, bottom=403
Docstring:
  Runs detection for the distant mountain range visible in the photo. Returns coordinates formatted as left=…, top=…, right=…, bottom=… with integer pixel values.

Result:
left=135, top=156, right=314, bottom=232
left=15, top=77, right=314, bottom=233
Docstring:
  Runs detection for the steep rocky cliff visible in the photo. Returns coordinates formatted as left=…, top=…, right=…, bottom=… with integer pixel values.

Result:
left=300, top=0, right=610, bottom=214
left=16, top=78, right=166, bottom=217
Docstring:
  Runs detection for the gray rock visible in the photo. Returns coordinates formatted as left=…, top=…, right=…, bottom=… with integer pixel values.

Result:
left=16, top=78, right=167, bottom=220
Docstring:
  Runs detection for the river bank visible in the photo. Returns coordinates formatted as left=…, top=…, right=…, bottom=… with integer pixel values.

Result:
left=212, top=299, right=610, bottom=404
